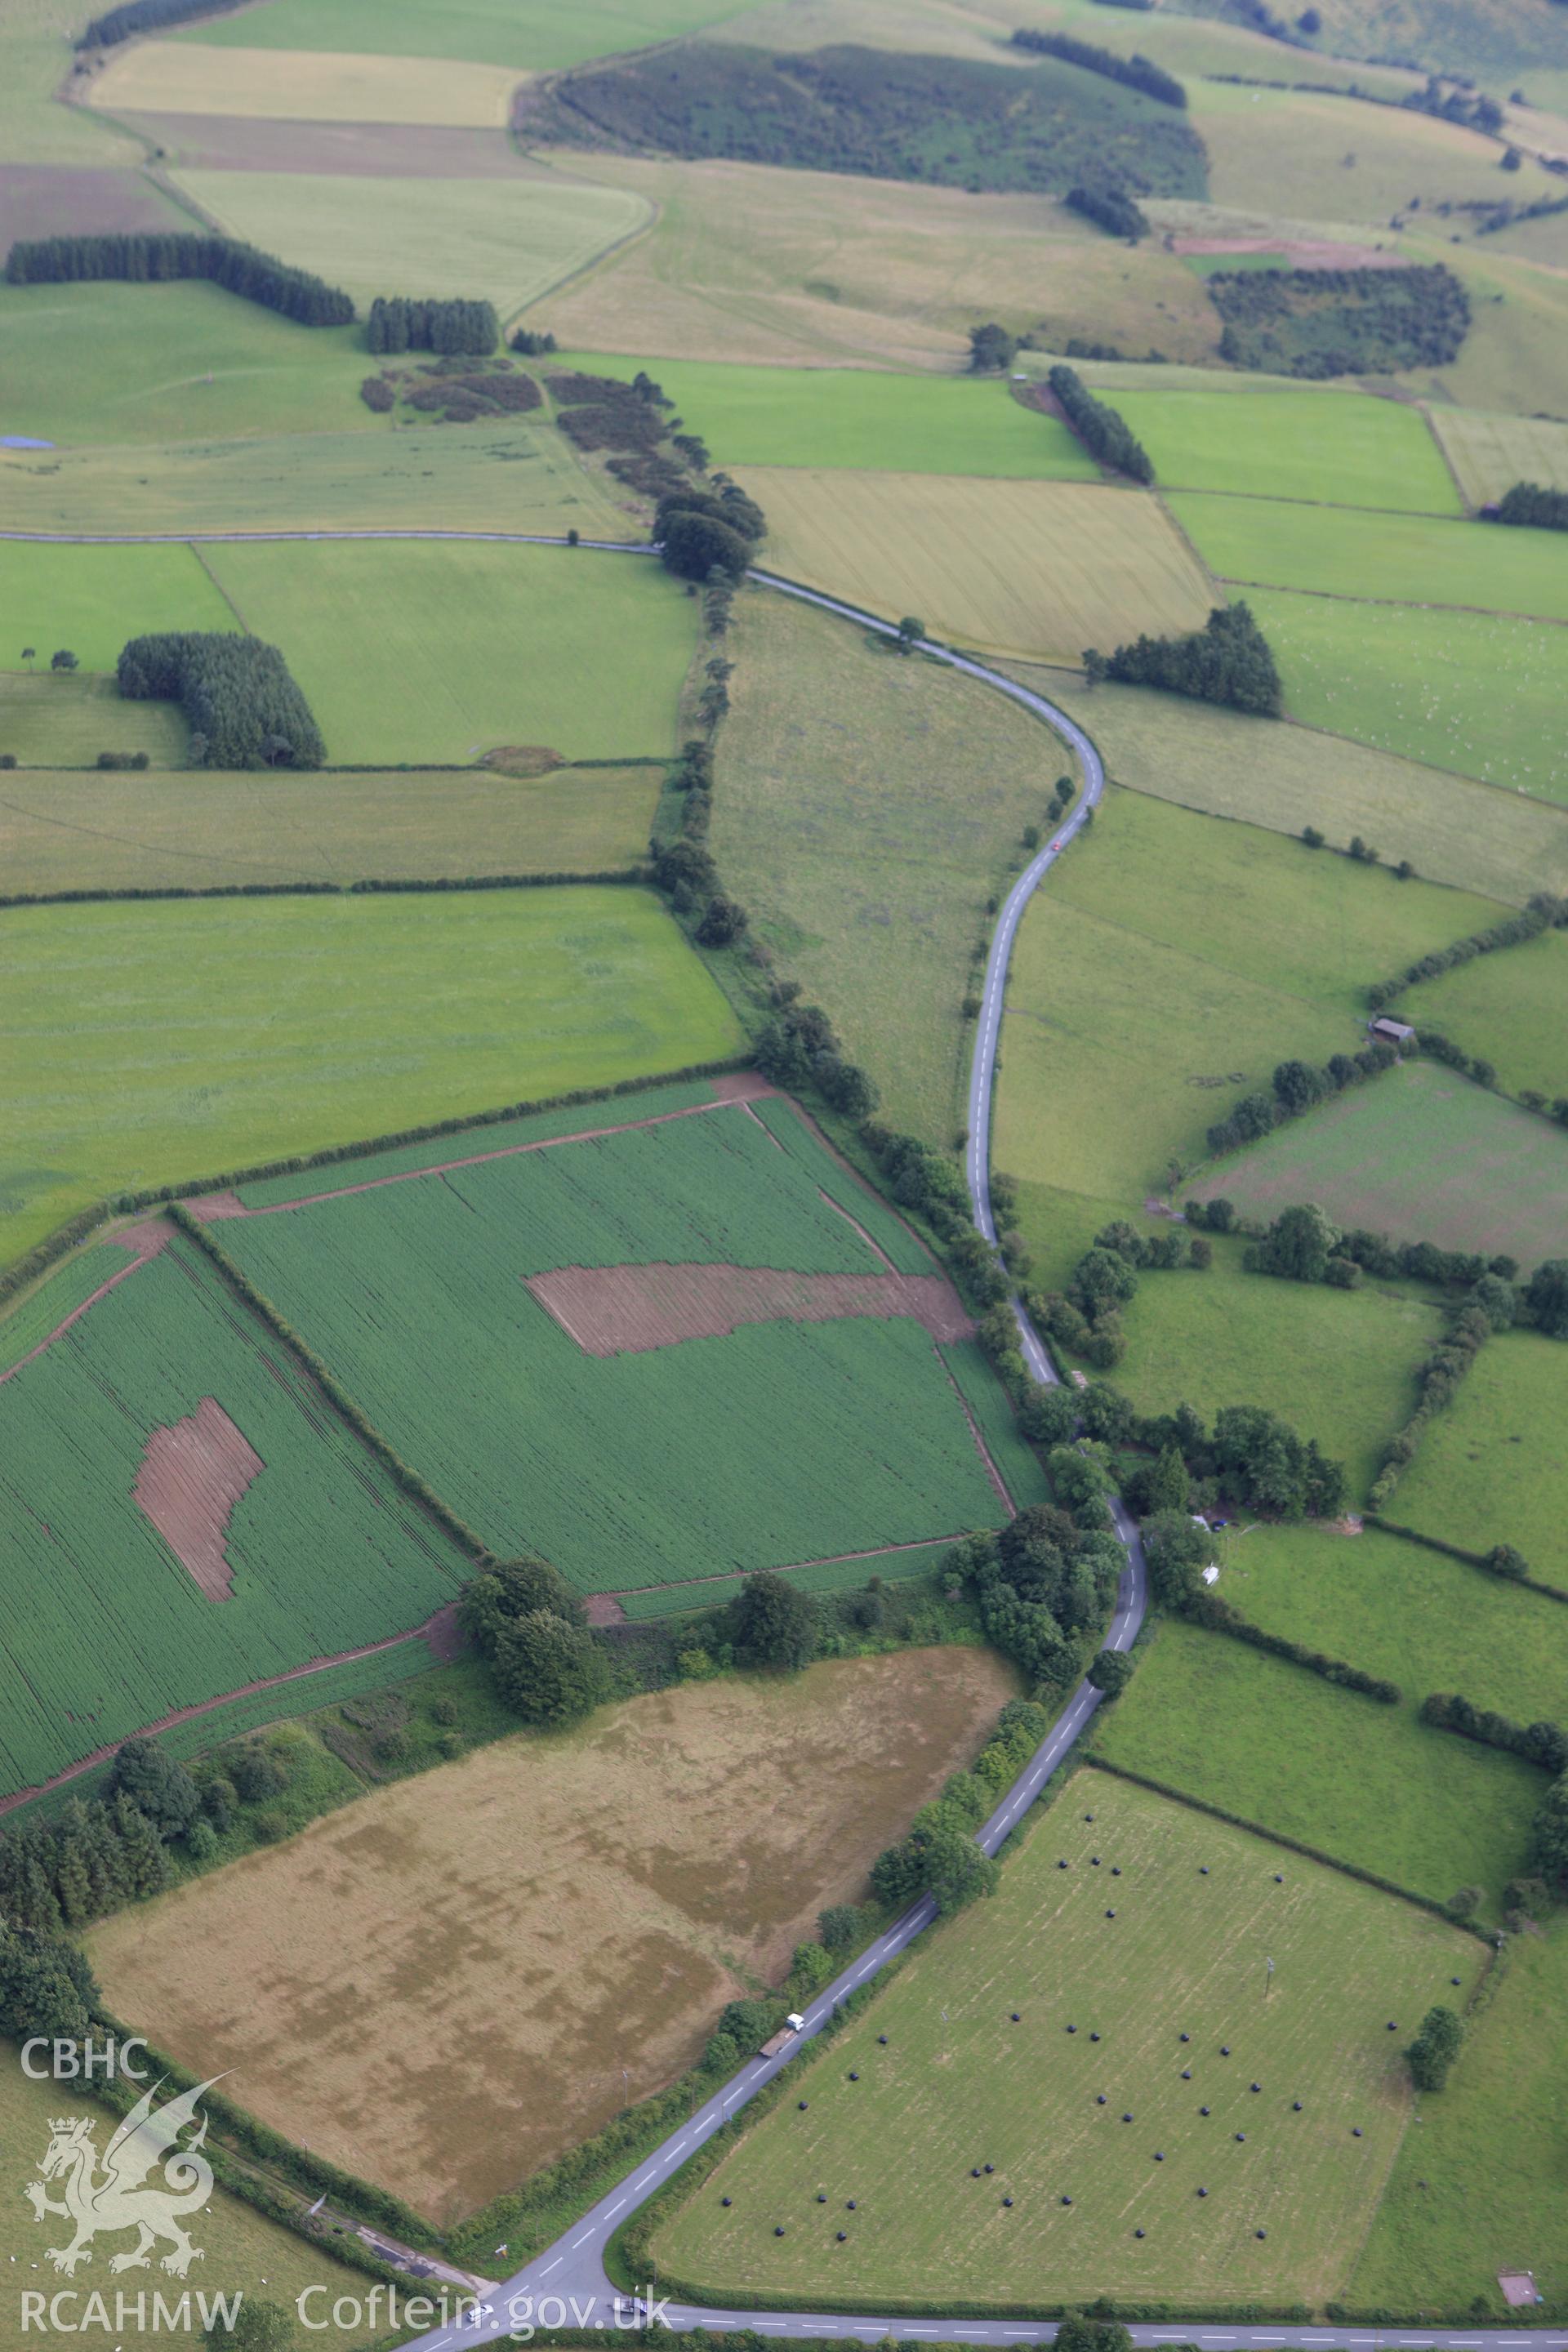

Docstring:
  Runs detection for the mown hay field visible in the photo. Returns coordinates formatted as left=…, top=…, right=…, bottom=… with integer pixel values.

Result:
left=1094, top=1622, right=1540, bottom=1908
left=1430, top=405, right=1568, bottom=505
left=993, top=787, right=1496, bottom=1241
left=1400, top=928, right=1568, bottom=1102
left=89, top=40, right=524, bottom=125
left=999, top=665, right=1568, bottom=908
left=0, top=2042, right=383, bottom=2347
left=213, top=1098, right=1018, bottom=1591
left=175, top=0, right=744, bottom=68
left=532, top=154, right=1223, bottom=372
left=1189, top=1058, right=1568, bottom=1270
left=0, top=537, right=232, bottom=675
left=651, top=1775, right=1481, bottom=2309
left=0, top=1233, right=470, bottom=1798
left=712, top=591, right=1076, bottom=1143
left=0, top=763, right=662, bottom=893
left=172, top=169, right=650, bottom=315
left=551, top=351, right=1096, bottom=477
left=1111, top=385, right=1459, bottom=514
left=196, top=540, right=695, bottom=764
left=1171, top=492, right=1568, bottom=622
left=1392, top=1329, right=1568, bottom=1586
left=739, top=470, right=1214, bottom=664
left=1, top=884, right=739, bottom=1268
left=0, top=279, right=369, bottom=446
left=0, top=421, right=626, bottom=538
left=0, top=671, right=187, bottom=767
left=88, top=1649, right=1018, bottom=2220
left=1245, top=586, right=1568, bottom=804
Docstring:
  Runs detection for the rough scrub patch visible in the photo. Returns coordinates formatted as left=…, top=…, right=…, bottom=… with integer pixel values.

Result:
left=526, top=1263, right=974, bottom=1356
left=133, top=1396, right=263, bottom=1600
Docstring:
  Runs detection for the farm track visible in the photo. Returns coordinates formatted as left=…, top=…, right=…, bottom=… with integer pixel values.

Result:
left=5, top=533, right=1545, bottom=2343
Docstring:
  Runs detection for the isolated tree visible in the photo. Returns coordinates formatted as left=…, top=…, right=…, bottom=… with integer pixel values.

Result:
left=492, top=1609, right=606, bottom=1727
left=106, top=1736, right=199, bottom=1840
left=459, top=1557, right=584, bottom=1654
left=967, top=322, right=1018, bottom=373
left=1087, top=1648, right=1134, bottom=1699
left=1406, top=2004, right=1463, bottom=2091
left=896, top=616, right=925, bottom=654
left=1258, top=1202, right=1339, bottom=1285
left=21, top=647, right=35, bottom=666
left=1484, top=1544, right=1529, bottom=1581
left=51, top=648, right=78, bottom=673
left=728, top=1570, right=817, bottom=1671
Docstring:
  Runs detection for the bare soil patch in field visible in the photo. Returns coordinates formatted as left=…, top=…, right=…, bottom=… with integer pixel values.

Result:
left=0, top=165, right=180, bottom=246
left=527, top=1261, right=973, bottom=1355
left=87, top=1648, right=1018, bottom=2221
left=133, top=1395, right=264, bottom=1601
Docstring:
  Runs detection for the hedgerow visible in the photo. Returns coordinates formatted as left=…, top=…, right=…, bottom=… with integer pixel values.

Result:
left=1010, top=27, right=1186, bottom=107
left=1048, top=363, right=1154, bottom=481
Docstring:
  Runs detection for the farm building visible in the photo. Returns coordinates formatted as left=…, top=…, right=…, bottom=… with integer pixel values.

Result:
left=1368, top=1016, right=1416, bottom=1045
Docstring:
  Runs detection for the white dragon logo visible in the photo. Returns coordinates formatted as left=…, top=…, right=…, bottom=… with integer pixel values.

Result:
left=24, top=2076, right=220, bottom=2277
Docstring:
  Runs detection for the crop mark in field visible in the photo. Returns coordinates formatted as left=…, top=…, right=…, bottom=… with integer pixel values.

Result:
left=133, top=1396, right=264, bottom=1601
left=524, top=1263, right=973, bottom=1355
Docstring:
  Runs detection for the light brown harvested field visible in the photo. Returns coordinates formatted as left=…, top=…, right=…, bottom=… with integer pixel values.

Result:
left=133, top=1396, right=264, bottom=1602
left=114, top=115, right=536, bottom=175
left=527, top=1262, right=973, bottom=1354
left=89, top=42, right=525, bottom=126
left=531, top=152, right=1224, bottom=372
left=88, top=1649, right=1018, bottom=2221
left=737, top=469, right=1216, bottom=663
left=1174, top=235, right=1408, bottom=269
left=0, top=163, right=184, bottom=245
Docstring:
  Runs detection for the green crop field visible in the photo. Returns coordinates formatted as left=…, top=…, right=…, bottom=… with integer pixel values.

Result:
left=0, top=884, right=739, bottom=1268
left=0, top=419, right=626, bottom=538
left=1111, top=386, right=1460, bottom=514
left=613, top=1545, right=958, bottom=1622
left=940, top=1337, right=1054, bottom=1512
left=1430, top=407, right=1568, bottom=506
left=0, top=671, right=188, bottom=767
left=1245, top=586, right=1568, bottom=804
left=0, top=538, right=233, bottom=676
left=172, top=171, right=651, bottom=317
left=650, top=1774, right=1481, bottom=2309
left=738, top=468, right=1214, bottom=665
left=196, top=540, right=695, bottom=764
left=1392, top=1329, right=1568, bottom=1588
left=1094, top=1621, right=1541, bottom=1908
left=1102, top=1239, right=1440, bottom=1504
left=1349, top=1918, right=1568, bottom=2309
left=0, top=279, right=369, bottom=447
left=993, top=787, right=1497, bottom=1261
left=212, top=1098, right=1013, bottom=1592
left=175, top=0, right=746, bottom=68
left=0, top=1232, right=470, bottom=1797
left=1188, top=1058, right=1568, bottom=1270
left=1398, top=929, right=1568, bottom=1104
left=1169, top=492, right=1568, bottom=622
left=0, top=763, right=660, bottom=894
left=0, top=1238, right=122, bottom=1374
left=549, top=352, right=1098, bottom=477
left=713, top=591, right=1077, bottom=1143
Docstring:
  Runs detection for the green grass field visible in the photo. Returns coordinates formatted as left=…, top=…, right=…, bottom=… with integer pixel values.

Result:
left=1094, top=1621, right=1540, bottom=1909
left=176, top=0, right=745, bottom=67
left=1169, top=492, right=1568, bottom=622
left=994, top=787, right=1497, bottom=1254
left=1112, top=385, right=1460, bottom=514
left=1245, top=586, right=1568, bottom=804
left=714, top=591, right=1072, bottom=1144
left=0, top=419, right=626, bottom=538
left=1003, top=665, right=1568, bottom=907
left=1188, top=1058, right=1568, bottom=1271
left=650, top=1773, right=1481, bottom=2309
left=0, top=1232, right=472, bottom=1796
left=1429, top=407, right=1568, bottom=506
left=1398, top=929, right=1568, bottom=1103
left=173, top=170, right=651, bottom=317
left=0, top=884, right=739, bottom=1267
left=211, top=1098, right=1012, bottom=1591
left=1104, top=1239, right=1440, bottom=1503
left=1349, top=1918, right=1568, bottom=2311
left=197, top=540, right=695, bottom=764
left=0, top=670, right=188, bottom=766
left=737, top=468, right=1214, bottom=664
left=550, top=352, right=1098, bottom=477
left=0, top=2039, right=384, bottom=2345
left=0, top=279, right=368, bottom=446
left=0, top=763, right=661, bottom=893
left=1392, top=1329, right=1568, bottom=1588
left=0, top=538, right=233, bottom=675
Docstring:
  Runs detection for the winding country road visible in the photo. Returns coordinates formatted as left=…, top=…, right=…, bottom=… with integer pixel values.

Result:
left=7, top=528, right=1551, bottom=2345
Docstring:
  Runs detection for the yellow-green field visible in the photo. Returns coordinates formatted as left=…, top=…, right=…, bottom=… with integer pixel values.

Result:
left=170, top=167, right=650, bottom=315
left=1429, top=406, right=1568, bottom=506
left=0, top=671, right=187, bottom=767
left=650, top=1775, right=1481, bottom=2310
left=0, top=764, right=661, bottom=893
left=739, top=470, right=1215, bottom=663
left=89, top=39, right=524, bottom=125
